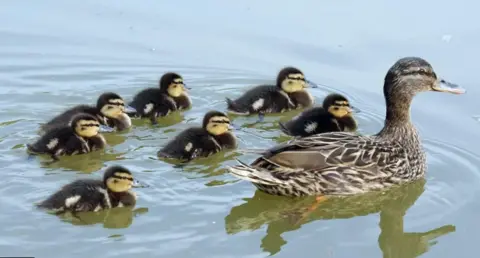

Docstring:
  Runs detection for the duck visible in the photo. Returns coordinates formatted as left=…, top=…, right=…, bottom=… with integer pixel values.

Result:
left=157, top=110, right=237, bottom=161
left=227, top=57, right=465, bottom=197
left=127, top=72, right=192, bottom=124
left=36, top=165, right=139, bottom=214
left=279, top=93, right=358, bottom=137
left=27, top=113, right=112, bottom=161
left=41, top=92, right=135, bottom=132
left=225, top=67, right=317, bottom=122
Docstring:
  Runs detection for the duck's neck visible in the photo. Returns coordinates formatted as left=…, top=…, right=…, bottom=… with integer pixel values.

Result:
left=377, top=87, right=418, bottom=141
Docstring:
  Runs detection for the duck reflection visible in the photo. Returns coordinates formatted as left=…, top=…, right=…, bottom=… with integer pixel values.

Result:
left=225, top=179, right=455, bottom=257
left=40, top=151, right=127, bottom=173
left=57, top=207, right=148, bottom=229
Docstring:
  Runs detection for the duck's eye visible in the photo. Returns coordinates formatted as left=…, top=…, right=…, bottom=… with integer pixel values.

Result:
left=213, top=124, right=218, bottom=127
left=107, top=106, right=113, bottom=110
left=333, top=107, right=339, bottom=111
left=113, top=179, right=118, bottom=183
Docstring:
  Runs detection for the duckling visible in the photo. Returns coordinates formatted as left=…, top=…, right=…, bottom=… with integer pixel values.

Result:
left=127, top=72, right=192, bottom=124
left=157, top=110, right=237, bottom=160
left=225, top=67, right=317, bottom=122
left=279, top=93, right=358, bottom=137
left=37, top=165, right=139, bottom=214
left=41, top=92, right=135, bottom=132
left=28, top=113, right=112, bottom=161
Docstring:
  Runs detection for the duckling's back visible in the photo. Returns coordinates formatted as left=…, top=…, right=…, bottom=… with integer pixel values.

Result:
left=226, top=85, right=294, bottom=114
left=37, top=179, right=106, bottom=212
left=128, top=88, right=177, bottom=117
left=157, top=127, right=221, bottom=160
left=280, top=107, right=340, bottom=137
left=42, top=105, right=100, bottom=132
left=27, top=126, right=89, bottom=156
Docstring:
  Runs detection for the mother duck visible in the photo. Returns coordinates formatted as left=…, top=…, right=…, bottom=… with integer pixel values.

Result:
left=228, top=57, right=465, bottom=197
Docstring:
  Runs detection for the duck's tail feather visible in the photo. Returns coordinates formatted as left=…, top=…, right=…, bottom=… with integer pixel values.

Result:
left=227, top=159, right=286, bottom=186
left=225, top=98, right=248, bottom=115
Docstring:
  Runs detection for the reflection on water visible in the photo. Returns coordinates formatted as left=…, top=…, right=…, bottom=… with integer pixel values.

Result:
left=225, top=179, right=455, bottom=257
left=56, top=207, right=149, bottom=229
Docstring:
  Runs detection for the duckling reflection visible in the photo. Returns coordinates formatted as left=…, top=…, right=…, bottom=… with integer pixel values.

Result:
left=58, top=206, right=148, bottom=229
left=224, top=179, right=455, bottom=257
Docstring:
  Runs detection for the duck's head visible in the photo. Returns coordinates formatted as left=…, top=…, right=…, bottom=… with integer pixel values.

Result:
left=97, top=92, right=136, bottom=119
left=159, top=72, right=189, bottom=98
left=203, top=110, right=232, bottom=136
left=384, top=57, right=465, bottom=99
left=276, top=67, right=308, bottom=93
left=103, top=165, right=140, bottom=192
left=323, top=93, right=353, bottom=118
left=71, top=113, right=109, bottom=137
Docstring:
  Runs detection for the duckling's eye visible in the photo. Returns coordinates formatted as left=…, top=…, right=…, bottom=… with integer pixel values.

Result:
left=113, top=179, right=118, bottom=183
left=213, top=124, right=218, bottom=127
left=107, top=106, right=113, bottom=110
left=333, top=107, right=339, bottom=111
left=287, top=81, right=293, bottom=84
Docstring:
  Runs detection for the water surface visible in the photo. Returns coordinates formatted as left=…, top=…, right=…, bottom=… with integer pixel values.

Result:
left=1, top=0, right=480, bottom=257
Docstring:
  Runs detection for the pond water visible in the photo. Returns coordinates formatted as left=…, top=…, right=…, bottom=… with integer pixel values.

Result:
left=1, top=0, right=480, bottom=257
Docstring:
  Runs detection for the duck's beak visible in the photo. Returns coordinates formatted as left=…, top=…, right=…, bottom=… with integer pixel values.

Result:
left=305, top=79, right=319, bottom=88
left=228, top=124, right=235, bottom=131
left=124, top=105, right=137, bottom=113
left=183, top=83, right=192, bottom=90
left=350, top=105, right=361, bottom=113
left=99, top=124, right=115, bottom=133
left=432, top=79, right=465, bottom=94
left=131, top=179, right=148, bottom=188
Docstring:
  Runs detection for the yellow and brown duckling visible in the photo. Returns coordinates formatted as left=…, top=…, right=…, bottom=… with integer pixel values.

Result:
left=127, top=72, right=192, bottom=124
left=36, top=165, right=140, bottom=214
left=226, top=67, right=317, bottom=122
left=157, top=110, right=237, bottom=161
left=279, top=93, right=358, bottom=137
left=41, top=92, right=135, bottom=132
left=28, top=113, right=111, bottom=161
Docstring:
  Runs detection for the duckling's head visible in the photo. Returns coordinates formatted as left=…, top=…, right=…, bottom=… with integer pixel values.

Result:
left=104, top=165, right=135, bottom=193
left=159, top=72, right=187, bottom=98
left=97, top=92, right=135, bottom=119
left=71, top=113, right=102, bottom=138
left=277, top=67, right=307, bottom=93
left=384, top=57, right=465, bottom=100
left=203, top=110, right=231, bottom=136
left=323, top=93, right=353, bottom=118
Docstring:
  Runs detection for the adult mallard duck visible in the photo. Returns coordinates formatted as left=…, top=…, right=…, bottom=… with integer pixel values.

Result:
left=227, top=57, right=465, bottom=197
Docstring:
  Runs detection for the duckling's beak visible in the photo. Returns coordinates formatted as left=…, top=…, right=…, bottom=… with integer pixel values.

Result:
left=131, top=179, right=148, bottom=188
left=183, top=84, right=192, bottom=90
left=305, top=79, right=319, bottom=88
left=124, top=105, right=137, bottom=113
left=350, top=105, right=361, bottom=113
left=99, top=124, right=115, bottom=133
left=432, top=79, right=466, bottom=94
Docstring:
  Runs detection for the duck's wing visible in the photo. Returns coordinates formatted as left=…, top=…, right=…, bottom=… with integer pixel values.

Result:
left=229, top=132, right=409, bottom=190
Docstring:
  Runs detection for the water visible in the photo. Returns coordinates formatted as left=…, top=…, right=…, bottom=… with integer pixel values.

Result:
left=1, top=0, right=480, bottom=257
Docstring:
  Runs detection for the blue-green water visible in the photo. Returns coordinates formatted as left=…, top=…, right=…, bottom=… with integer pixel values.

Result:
left=1, top=0, right=480, bottom=257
